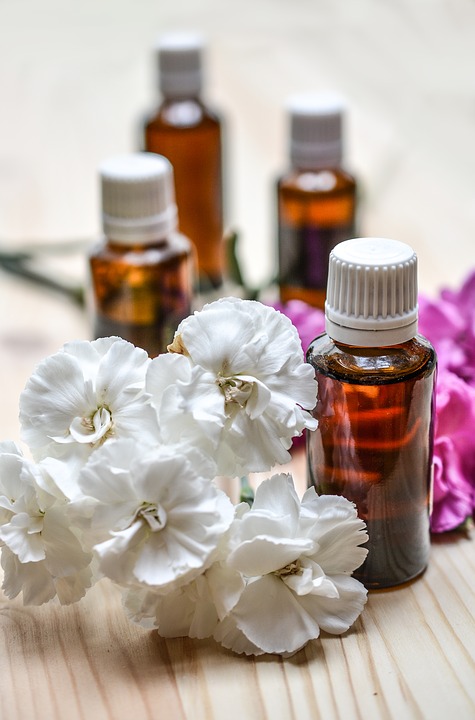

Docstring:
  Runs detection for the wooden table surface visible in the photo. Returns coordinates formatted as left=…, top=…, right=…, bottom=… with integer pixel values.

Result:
left=1, top=1, right=475, bottom=718
left=1, top=280, right=474, bottom=720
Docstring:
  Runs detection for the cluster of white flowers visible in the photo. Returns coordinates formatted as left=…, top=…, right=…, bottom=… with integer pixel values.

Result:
left=0, top=298, right=368, bottom=656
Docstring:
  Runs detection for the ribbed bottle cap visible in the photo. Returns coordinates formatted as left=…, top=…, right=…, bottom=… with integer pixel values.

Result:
left=100, top=153, right=178, bottom=244
left=325, top=237, right=419, bottom=347
left=157, top=32, right=203, bottom=98
left=287, top=92, right=345, bottom=169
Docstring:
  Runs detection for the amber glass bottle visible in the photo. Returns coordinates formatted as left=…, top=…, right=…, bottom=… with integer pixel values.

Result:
left=144, top=33, right=224, bottom=292
left=89, top=153, right=193, bottom=357
left=306, top=238, right=437, bottom=589
left=278, top=94, right=357, bottom=309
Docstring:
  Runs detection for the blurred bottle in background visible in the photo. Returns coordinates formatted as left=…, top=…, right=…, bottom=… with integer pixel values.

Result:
left=277, top=93, right=358, bottom=310
left=89, top=152, right=193, bottom=357
left=143, top=32, right=225, bottom=294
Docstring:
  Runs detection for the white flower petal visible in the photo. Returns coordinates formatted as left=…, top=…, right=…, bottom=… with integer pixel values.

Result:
left=221, top=412, right=292, bottom=474
left=178, top=299, right=259, bottom=373
left=95, top=339, right=150, bottom=406
left=1, top=548, right=56, bottom=605
left=63, top=338, right=117, bottom=382
left=214, top=614, right=267, bottom=656
left=205, top=560, right=245, bottom=619
left=122, top=586, right=162, bottom=628
left=176, top=367, right=226, bottom=426
left=218, top=473, right=368, bottom=655
left=78, top=440, right=140, bottom=507
left=155, top=586, right=199, bottom=636
left=154, top=559, right=245, bottom=640
left=284, top=560, right=339, bottom=598
left=228, top=535, right=314, bottom=577
left=146, top=356, right=222, bottom=469
left=156, top=573, right=223, bottom=639
left=299, top=491, right=368, bottom=575
left=221, top=574, right=321, bottom=655
left=146, top=352, right=192, bottom=400
left=83, top=441, right=234, bottom=592
left=252, top=474, right=301, bottom=521
left=234, top=375, right=271, bottom=419
left=20, top=353, right=92, bottom=452
left=38, top=455, right=84, bottom=502
left=54, top=566, right=92, bottom=605
left=94, top=521, right=149, bottom=585
left=42, top=507, right=92, bottom=577
left=297, top=574, right=368, bottom=635
left=0, top=513, right=45, bottom=563
left=169, top=298, right=317, bottom=475
left=0, top=445, right=28, bottom=502
left=19, top=337, right=153, bottom=462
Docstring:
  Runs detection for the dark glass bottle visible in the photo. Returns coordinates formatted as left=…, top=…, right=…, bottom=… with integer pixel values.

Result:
left=306, top=238, right=437, bottom=589
left=144, top=33, right=224, bottom=291
left=89, top=153, right=193, bottom=357
left=277, top=94, right=357, bottom=309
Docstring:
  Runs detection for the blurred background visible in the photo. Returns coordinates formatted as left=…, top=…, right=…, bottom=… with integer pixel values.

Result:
left=1, top=0, right=475, bottom=434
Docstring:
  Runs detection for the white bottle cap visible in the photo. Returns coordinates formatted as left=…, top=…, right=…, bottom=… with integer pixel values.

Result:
left=100, top=153, right=178, bottom=244
left=157, top=32, right=204, bottom=98
left=325, top=237, right=419, bottom=347
left=287, top=92, right=345, bottom=169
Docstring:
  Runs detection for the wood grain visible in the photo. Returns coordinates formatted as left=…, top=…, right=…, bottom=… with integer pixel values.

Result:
left=1, top=531, right=474, bottom=720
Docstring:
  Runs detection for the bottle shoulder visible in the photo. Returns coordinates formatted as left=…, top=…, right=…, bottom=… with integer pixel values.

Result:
left=306, top=333, right=437, bottom=384
left=278, top=167, right=356, bottom=196
left=144, top=98, right=221, bottom=130
left=89, top=233, right=192, bottom=263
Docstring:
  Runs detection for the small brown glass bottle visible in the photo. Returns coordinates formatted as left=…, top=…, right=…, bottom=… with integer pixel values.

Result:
left=143, top=33, right=224, bottom=292
left=89, top=153, right=193, bottom=357
left=306, top=238, right=437, bottom=589
left=277, top=94, right=357, bottom=309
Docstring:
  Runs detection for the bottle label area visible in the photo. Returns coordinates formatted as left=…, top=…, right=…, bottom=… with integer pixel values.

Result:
left=307, top=369, right=436, bottom=589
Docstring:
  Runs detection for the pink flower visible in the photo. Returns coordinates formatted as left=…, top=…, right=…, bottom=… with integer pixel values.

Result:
left=419, top=270, right=475, bottom=386
left=418, top=296, right=466, bottom=376
left=419, top=271, right=475, bottom=531
left=431, top=370, right=475, bottom=533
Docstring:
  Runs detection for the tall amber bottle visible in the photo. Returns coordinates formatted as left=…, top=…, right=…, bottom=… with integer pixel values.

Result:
left=144, top=33, right=224, bottom=292
left=277, top=94, right=357, bottom=309
left=306, top=238, right=437, bottom=589
left=89, top=153, right=193, bottom=357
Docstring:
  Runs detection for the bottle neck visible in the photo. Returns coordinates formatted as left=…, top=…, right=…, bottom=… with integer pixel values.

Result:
left=105, top=230, right=191, bottom=254
left=102, top=205, right=178, bottom=245
left=325, top=316, right=419, bottom=348
left=161, top=92, right=202, bottom=102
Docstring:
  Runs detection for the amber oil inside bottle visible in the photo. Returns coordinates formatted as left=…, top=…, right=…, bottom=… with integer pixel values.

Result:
left=89, top=235, right=193, bottom=358
left=306, top=334, right=437, bottom=589
left=144, top=99, right=224, bottom=290
left=278, top=167, right=356, bottom=309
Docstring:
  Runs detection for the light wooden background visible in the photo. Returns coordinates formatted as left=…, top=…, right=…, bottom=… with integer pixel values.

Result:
left=1, top=1, right=475, bottom=718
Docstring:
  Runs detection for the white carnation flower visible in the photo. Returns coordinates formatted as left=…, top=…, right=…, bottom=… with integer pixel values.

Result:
left=123, top=559, right=245, bottom=639
left=19, top=337, right=158, bottom=464
left=146, top=353, right=221, bottom=478
left=0, top=442, right=92, bottom=605
left=77, top=440, right=235, bottom=592
left=213, top=474, right=368, bottom=656
left=153, top=297, right=317, bottom=476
